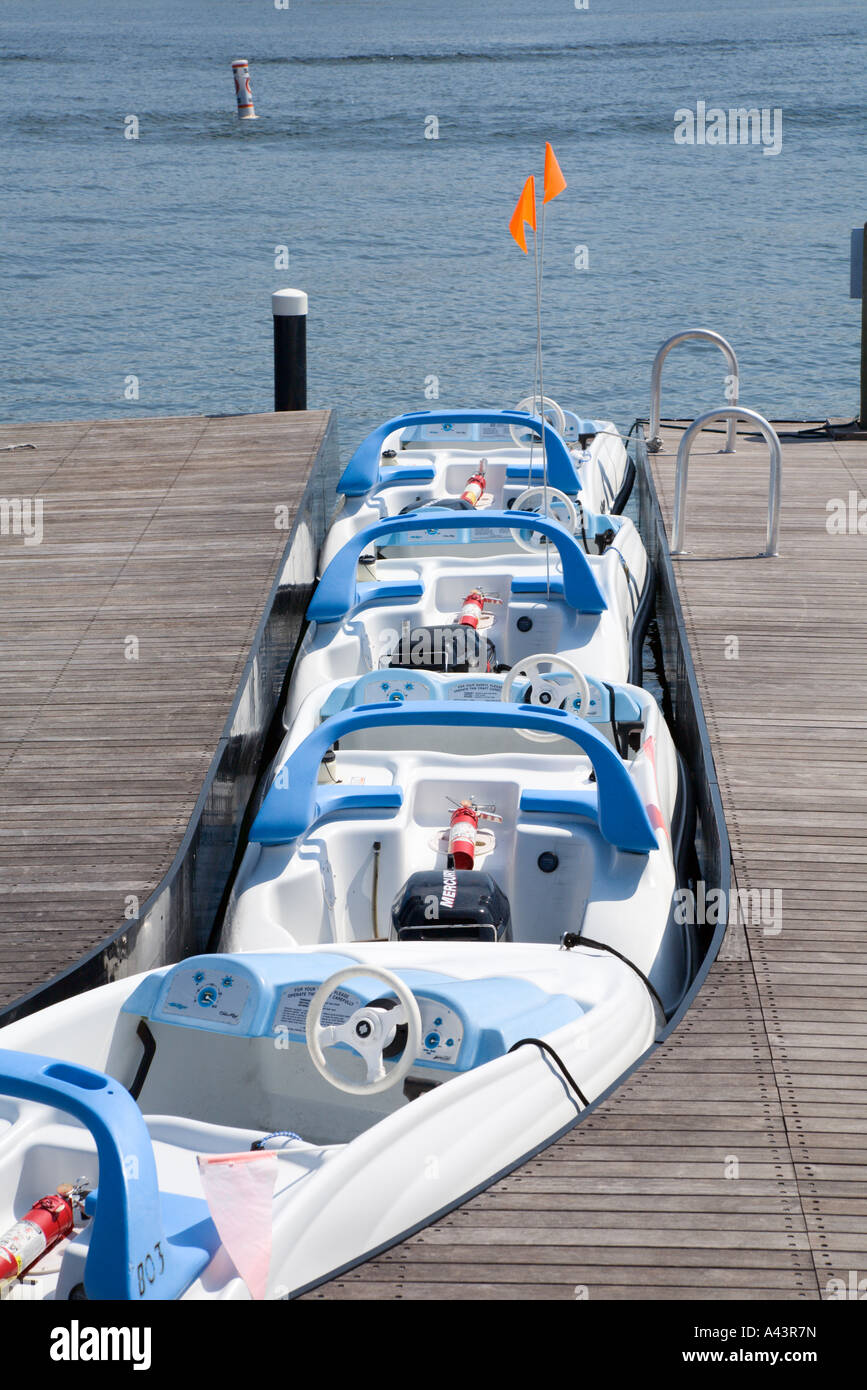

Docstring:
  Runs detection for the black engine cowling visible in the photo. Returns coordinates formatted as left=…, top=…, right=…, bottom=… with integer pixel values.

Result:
left=388, top=623, right=495, bottom=673
left=391, top=870, right=512, bottom=943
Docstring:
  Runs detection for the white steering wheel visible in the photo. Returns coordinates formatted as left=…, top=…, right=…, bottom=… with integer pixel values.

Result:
left=305, top=965, right=422, bottom=1096
left=509, top=485, right=580, bottom=554
left=501, top=653, right=592, bottom=741
left=509, top=395, right=567, bottom=449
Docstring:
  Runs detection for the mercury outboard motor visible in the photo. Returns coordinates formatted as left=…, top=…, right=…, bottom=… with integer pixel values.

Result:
left=398, top=498, right=474, bottom=514
left=391, top=870, right=512, bottom=943
left=388, top=624, right=495, bottom=672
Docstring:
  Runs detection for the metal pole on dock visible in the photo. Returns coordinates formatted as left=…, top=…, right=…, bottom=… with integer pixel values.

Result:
left=861, top=224, right=867, bottom=429
left=272, top=289, right=308, bottom=411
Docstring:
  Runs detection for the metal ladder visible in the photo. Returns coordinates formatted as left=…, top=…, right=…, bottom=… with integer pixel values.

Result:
left=648, top=329, right=740, bottom=454
left=670, top=406, right=782, bottom=558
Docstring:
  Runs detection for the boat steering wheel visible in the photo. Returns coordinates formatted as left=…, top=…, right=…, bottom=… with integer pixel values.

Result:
left=305, top=965, right=423, bottom=1096
left=509, top=395, right=567, bottom=448
left=501, top=653, right=592, bottom=741
left=509, top=486, right=581, bottom=554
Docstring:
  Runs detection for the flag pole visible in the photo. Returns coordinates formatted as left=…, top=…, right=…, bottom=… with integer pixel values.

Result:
left=536, top=190, right=550, bottom=594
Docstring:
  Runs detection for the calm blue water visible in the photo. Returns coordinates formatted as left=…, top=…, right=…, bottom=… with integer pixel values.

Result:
left=1, top=0, right=864, bottom=452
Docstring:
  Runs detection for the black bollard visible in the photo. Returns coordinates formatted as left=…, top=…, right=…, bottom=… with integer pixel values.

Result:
left=273, top=289, right=308, bottom=411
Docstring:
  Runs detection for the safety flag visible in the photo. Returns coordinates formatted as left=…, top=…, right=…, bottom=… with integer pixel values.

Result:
left=543, top=142, right=567, bottom=203
left=508, top=175, right=537, bottom=253
left=197, top=1150, right=277, bottom=1300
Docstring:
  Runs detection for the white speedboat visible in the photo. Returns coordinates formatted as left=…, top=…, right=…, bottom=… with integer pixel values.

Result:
left=0, top=936, right=655, bottom=1301
left=0, top=401, right=688, bottom=1306
left=321, top=404, right=634, bottom=572
left=287, top=507, right=651, bottom=724
left=221, top=699, right=694, bottom=1019
left=280, top=662, right=672, bottom=763
left=333, top=402, right=633, bottom=518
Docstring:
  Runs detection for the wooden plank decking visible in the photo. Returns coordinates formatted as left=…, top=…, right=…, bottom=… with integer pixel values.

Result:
left=0, top=411, right=333, bottom=1012
left=308, top=420, right=867, bottom=1301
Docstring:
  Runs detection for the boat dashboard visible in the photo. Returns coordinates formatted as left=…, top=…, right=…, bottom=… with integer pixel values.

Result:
left=121, top=949, right=585, bottom=1078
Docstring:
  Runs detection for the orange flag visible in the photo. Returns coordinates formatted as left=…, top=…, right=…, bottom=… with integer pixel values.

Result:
left=543, top=142, right=567, bottom=203
left=508, top=176, right=537, bottom=253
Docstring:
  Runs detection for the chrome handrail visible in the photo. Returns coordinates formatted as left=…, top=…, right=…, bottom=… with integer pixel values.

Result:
left=671, top=407, right=781, bottom=557
left=649, top=330, right=740, bottom=453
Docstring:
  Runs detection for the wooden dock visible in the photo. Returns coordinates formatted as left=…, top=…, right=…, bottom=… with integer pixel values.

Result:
left=307, top=419, right=867, bottom=1301
left=0, top=410, right=336, bottom=1015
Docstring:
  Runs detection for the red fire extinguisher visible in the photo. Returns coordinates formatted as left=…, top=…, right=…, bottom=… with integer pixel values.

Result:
left=459, top=460, right=487, bottom=507
left=458, top=589, right=501, bottom=628
left=0, top=1181, right=86, bottom=1291
left=448, top=799, right=503, bottom=870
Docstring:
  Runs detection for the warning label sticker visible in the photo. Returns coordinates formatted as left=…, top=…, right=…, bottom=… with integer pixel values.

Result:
left=272, top=984, right=361, bottom=1039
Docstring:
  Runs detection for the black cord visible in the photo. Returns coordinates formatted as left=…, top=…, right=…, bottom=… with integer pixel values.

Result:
left=637, top=417, right=848, bottom=440
left=624, top=419, right=643, bottom=447
left=573, top=936, right=669, bottom=1020
left=507, top=1037, right=589, bottom=1107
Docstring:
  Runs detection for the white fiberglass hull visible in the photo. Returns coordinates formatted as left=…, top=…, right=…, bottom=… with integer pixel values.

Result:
left=0, top=942, right=655, bottom=1301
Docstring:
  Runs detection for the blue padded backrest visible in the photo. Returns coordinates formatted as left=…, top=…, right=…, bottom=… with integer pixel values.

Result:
left=337, top=410, right=581, bottom=497
left=306, top=510, right=607, bottom=623
left=250, top=701, right=656, bottom=852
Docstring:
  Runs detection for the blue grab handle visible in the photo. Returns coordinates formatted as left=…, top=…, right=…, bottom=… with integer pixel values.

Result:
left=337, top=410, right=582, bottom=497
left=0, top=1049, right=202, bottom=1301
left=370, top=465, right=436, bottom=490
left=307, top=510, right=606, bottom=622
left=250, top=701, right=657, bottom=853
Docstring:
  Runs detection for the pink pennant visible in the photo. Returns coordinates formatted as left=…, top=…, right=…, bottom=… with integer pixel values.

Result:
left=196, top=1150, right=278, bottom=1300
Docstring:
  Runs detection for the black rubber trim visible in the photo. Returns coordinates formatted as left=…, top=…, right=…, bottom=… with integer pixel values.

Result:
left=577, top=937, right=669, bottom=1022
left=670, top=748, right=698, bottom=887
left=507, top=1037, right=589, bottom=1107
left=603, top=681, right=628, bottom=759
left=596, top=458, right=615, bottom=508
left=628, top=556, right=656, bottom=685
left=611, top=455, right=637, bottom=514
left=128, top=1019, right=156, bottom=1101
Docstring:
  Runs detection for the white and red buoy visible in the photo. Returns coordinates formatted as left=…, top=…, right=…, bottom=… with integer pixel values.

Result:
left=232, top=60, right=257, bottom=119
